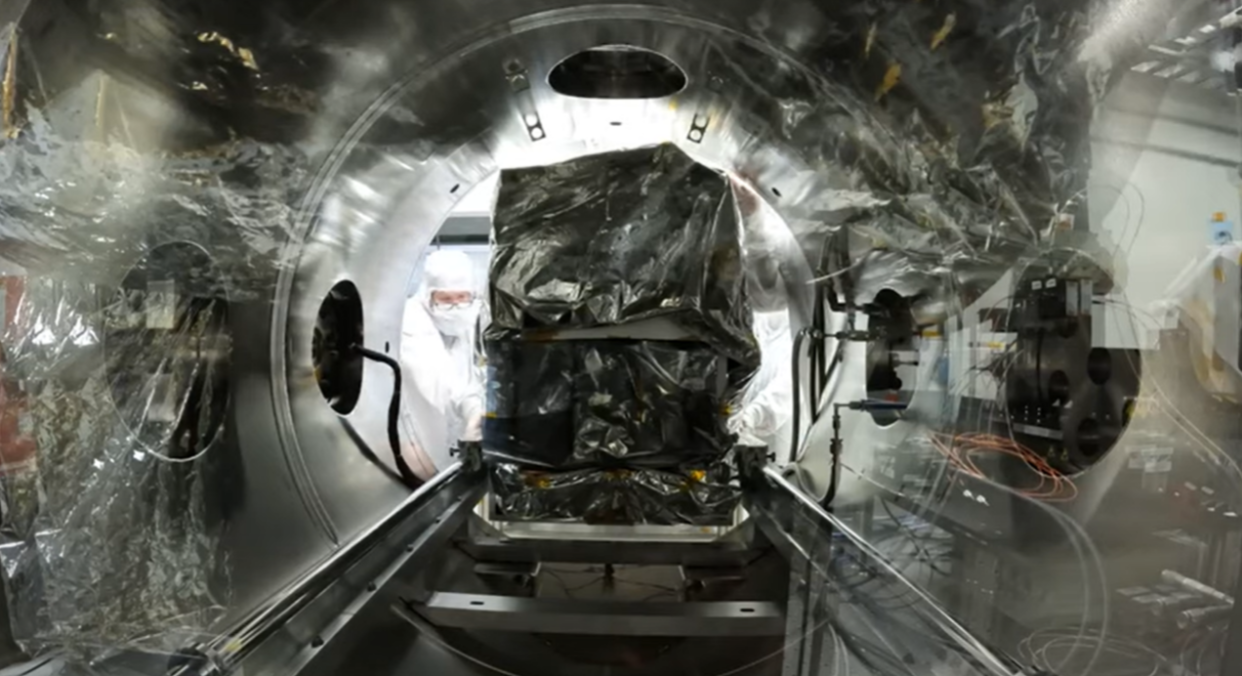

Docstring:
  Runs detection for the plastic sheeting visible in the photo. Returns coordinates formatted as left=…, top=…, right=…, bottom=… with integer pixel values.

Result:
left=0, top=40, right=304, bottom=655
left=488, top=143, right=759, bottom=368
left=728, top=0, right=1121, bottom=313
left=0, top=277, right=231, bottom=656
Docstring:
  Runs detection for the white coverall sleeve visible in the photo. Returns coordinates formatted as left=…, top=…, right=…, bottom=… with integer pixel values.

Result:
left=448, top=343, right=486, bottom=442
left=737, top=311, right=794, bottom=442
left=399, top=299, right=452, bottom=477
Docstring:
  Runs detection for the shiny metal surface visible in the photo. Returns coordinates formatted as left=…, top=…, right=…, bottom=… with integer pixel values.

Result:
left=284, top=1, right=828, bottom=553
left=215, top=464, right=471, bottom=661
left=6, top=0, right=833, bottom=639
left=230, top=465, right=485, bottom=676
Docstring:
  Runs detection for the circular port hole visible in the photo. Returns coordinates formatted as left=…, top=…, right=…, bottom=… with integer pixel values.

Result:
left=549, top=45, right=687, bottom=99
left=104, top=241, right=231, bottom=460
left=1087, top=348, right=1112, bottom=385
left=313, top=281, right=364, bottom=414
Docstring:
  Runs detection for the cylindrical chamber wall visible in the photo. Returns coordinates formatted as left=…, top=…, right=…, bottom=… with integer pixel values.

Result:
left=0, top=0, right=1108, bottom=651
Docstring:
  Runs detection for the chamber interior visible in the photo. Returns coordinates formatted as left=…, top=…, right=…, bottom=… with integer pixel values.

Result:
left=2, top=1, right=1241, bottom=675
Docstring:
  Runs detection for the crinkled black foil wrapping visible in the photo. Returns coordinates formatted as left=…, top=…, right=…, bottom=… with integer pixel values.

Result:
left=489, top=144, right=759, bottom=368
left=485, top=146, right=755, bottom=524
left=484, top=340, right=732, bottom=469
left=489, top=463, right=740, bottom=526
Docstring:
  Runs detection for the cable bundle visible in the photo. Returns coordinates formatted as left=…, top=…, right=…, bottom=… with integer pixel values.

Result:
left=927, top=432, right=1079, bottom=502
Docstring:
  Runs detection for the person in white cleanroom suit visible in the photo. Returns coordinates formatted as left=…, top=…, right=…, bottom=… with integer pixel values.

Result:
left=731, top=184, right=795, bottom=462
left=733, top=249, right=796, bottom=461
left=399, top=249, right=486, bottom=477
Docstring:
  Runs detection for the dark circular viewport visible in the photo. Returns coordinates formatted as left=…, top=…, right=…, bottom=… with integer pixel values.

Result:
left=314, top=281, right=364, bottom=414
left=1087, top=348, right=1112, bottom=385
left=549, top=45, right=687, bottom=99
left=104, top=241, right=231, bottom=460
left=1075, top=418, right=1104, bottom=458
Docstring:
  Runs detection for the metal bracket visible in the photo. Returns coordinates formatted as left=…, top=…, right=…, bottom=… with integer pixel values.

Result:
left=412, top=592, right=785, bottom=637
left=504, top=59, right=546, bottom=141
left=460, top=534, right=764, bottom=567
left=687, top=112, right=710, bottom=143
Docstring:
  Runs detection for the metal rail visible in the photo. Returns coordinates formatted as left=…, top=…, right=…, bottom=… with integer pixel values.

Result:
left=762, top=466, right=1024, bottom=676
left=205, top=463, right=468, bottom=665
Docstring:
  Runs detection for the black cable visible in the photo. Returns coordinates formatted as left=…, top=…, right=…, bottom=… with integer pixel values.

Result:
left=353, top=344, right=423, bottom=489
left=341, top=419, right=407, bottom=485
left=811, top=284, right=826, bottom=418
left=821, top=404, right=844, bottom=508
left=797, top=340, right=844, bottom=467
left=790, top=327, right=813, bottom=466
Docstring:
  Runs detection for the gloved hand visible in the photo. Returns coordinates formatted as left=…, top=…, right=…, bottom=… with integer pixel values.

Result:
left=456, top=395, right=485, bottom=442
left=731, top=406, right=765, bottom=447
left=462, top=412, right=484, bottom=442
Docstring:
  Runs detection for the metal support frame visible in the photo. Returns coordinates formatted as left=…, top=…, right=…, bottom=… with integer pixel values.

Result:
left=208, top=451, right=1024, bottom=676
left=1129, top=4, right=1242, bottom=95
left=415, top=593, right=785, bottom=637
left=216, top=465, right=488, bottom=676
left=759, top=467, right=1024, bottom=676
left=459, top=535, right=764, bottom=567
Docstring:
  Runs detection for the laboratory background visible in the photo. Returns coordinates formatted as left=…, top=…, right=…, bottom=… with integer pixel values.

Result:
left=1, top=1, right=1241, bottom=675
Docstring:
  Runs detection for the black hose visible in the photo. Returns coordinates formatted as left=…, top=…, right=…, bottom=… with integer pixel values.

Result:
left=811, top=286, right=826, bottom=418
left=353, top=344, right=423, bottom=489
left=790, top=327, right=813, bottom=466
left=793, top=338, right=845, bottom=465
left=821, top=404, right=844, bottom=508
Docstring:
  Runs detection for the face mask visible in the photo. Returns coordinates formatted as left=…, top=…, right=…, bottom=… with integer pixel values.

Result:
left=430, top=304, right=477, bottom=337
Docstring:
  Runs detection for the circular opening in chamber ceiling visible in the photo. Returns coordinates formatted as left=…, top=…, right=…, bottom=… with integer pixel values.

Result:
left=314, top=280, right=365, bottom=414
left=548, top=45, right=687, bottom=99
left=103, top=241, right=231, bottom=461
